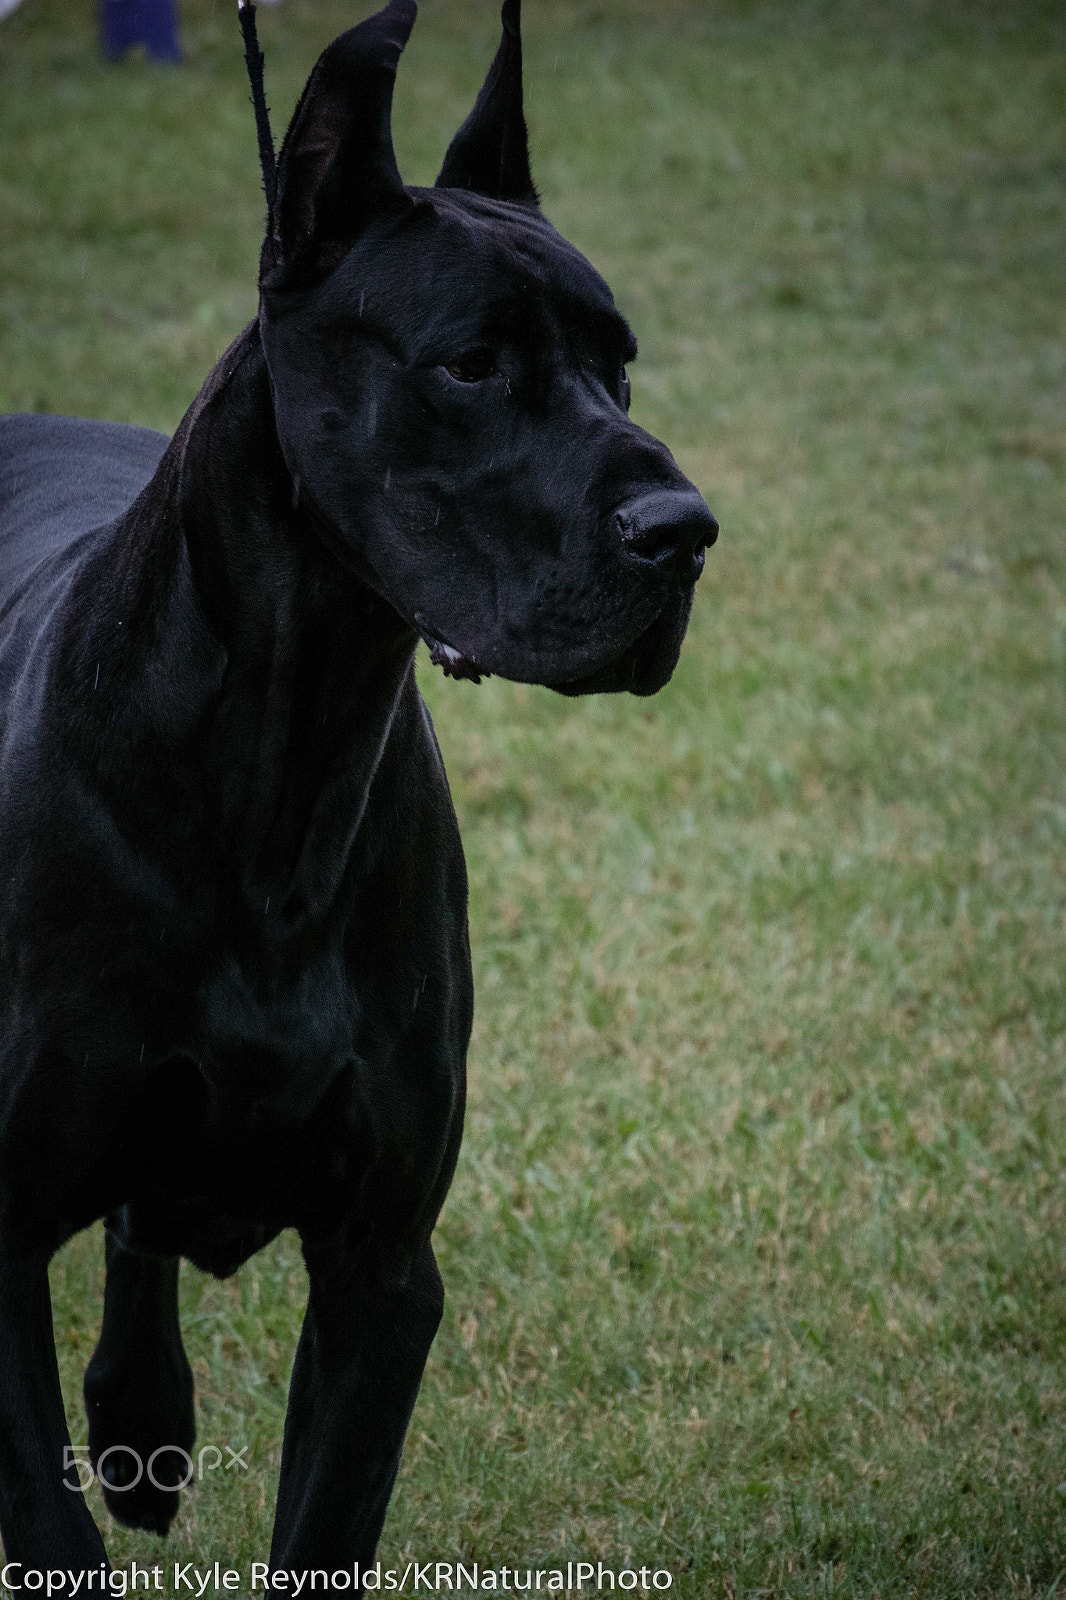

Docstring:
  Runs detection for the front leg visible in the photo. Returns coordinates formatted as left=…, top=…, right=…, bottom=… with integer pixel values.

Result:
left=84, top=1216, right=195, bottom=1537
left=268, top=1237, right=444, bottom=1576
left=0, top=1249, right=109, bottom=1571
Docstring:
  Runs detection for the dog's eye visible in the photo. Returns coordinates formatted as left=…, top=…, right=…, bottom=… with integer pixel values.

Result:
left=444, top=350, right=495, bottom=384
left=620, top=367, right=632, bottom=411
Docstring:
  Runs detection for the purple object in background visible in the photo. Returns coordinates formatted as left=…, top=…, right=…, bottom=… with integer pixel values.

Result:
left=101, top=0, right=182, bottom=63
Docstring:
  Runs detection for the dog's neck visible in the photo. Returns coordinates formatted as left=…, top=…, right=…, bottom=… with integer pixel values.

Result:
left=86, top=321, right=420, bottom=928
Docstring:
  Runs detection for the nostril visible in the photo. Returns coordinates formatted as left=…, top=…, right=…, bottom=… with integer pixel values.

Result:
left=613, top=508, right=655, bottom=556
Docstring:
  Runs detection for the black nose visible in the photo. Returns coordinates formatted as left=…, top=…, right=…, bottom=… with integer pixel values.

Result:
left=614, top=488, right=719, bottom=583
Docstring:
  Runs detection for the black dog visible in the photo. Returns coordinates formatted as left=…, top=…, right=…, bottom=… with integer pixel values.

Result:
left=0, top=0, right=716, bottom=1579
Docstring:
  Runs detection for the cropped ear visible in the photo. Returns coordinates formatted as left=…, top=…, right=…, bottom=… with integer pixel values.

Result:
left=262, top=0, right=417, bottom=287
left=435, top=0, right=538, bottom=206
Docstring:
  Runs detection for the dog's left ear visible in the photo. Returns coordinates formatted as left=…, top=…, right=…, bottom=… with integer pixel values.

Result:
left=261, top=0, right=417, bottom=288
left=435, top=0, right=539, bottom=206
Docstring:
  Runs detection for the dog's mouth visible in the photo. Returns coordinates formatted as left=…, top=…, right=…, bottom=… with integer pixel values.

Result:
left=421, top=632, right=490, bottom=685
left=419, top=590, right=692, bottom=699
left=551, top=590, right=694, bottom=698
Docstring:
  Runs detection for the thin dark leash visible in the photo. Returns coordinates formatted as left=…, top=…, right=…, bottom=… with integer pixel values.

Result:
left=238, top=0, right=278, bottom=211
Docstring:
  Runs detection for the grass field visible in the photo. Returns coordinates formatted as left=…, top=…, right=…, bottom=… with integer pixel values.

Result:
left=2, top=0, right=1066, bottom=1593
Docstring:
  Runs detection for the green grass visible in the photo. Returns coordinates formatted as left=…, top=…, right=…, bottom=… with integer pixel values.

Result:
left=3, top=0, right=1066, bottom=1593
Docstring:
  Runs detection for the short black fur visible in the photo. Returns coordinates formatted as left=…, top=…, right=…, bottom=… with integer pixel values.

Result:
left=0, top=0, right=716, bottom=1582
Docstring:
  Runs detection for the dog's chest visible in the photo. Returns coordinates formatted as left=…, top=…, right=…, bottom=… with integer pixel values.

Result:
left=191, top=944, right=359, bottom=1132
left=123, top=946, right=367, bottom=1256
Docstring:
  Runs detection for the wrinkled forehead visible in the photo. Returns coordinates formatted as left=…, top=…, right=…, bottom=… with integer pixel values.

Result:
left=308, top=189, right=636, bottom=360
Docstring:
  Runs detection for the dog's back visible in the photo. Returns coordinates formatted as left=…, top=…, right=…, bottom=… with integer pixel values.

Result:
left=0, top=414, right=167, bottom=602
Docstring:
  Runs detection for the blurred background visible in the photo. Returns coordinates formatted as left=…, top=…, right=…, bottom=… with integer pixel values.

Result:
left=1, top=1, right=1065, bottom=1592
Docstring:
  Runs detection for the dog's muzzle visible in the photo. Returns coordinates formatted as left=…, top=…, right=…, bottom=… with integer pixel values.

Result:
left=614, top=488, right=718, bottom=586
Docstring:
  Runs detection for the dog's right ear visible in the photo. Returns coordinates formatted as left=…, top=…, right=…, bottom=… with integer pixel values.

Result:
left=261, top=0, right=417, bottom=288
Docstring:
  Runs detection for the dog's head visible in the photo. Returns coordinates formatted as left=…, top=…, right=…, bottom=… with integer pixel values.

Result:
left=257, top=0, right=717, bottom=696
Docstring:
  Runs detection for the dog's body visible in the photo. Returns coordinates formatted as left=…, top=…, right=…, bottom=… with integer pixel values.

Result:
left=0, top=0, right=715, bottom=1579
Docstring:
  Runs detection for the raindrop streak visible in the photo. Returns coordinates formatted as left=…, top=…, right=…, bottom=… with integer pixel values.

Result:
left=384, top=468, right=391, bottom=491
left=94, top=663, right=100, bottom=690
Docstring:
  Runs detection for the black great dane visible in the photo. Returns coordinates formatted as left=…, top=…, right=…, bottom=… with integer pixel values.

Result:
left=0, top=0, right=717, bottom=1581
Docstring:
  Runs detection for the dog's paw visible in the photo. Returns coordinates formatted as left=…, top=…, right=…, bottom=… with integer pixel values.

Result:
left=84, top=1347, right=196, bottom=1537
left=94, top=1443, right=188, bottom=1537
